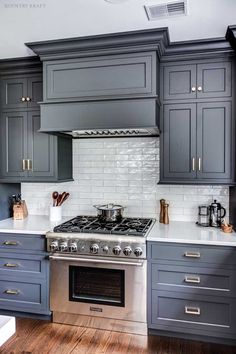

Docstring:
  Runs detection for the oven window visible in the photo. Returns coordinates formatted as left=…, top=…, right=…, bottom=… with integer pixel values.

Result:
left=69, top=266, right=125, bottom=307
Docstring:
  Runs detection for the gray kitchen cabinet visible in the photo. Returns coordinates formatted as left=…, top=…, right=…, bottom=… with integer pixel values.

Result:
left=0, top=58, right=73, bottom=183
left=44, top=52, right=157, bottom=101
left=0, top=233, right=50, bottom=316
left=163, top=61, right=232, bottom=101
left=0, top=110, right=72, bottom=182
left=161, top=101, right=232, bottom=183
left=0, top=75, right=43, bottom=110
left=148, top=241, right=236, bottom=343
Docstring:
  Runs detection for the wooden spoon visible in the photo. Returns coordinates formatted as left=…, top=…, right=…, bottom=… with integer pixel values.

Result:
left=58, top=192, right=69, bottom=206
left=52, top=191, right=59, bottom=207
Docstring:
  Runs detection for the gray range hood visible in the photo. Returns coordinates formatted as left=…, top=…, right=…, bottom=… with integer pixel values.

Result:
left=39, top=98, right=160, bottom=138
left=26, top=28, right=167, bottom=138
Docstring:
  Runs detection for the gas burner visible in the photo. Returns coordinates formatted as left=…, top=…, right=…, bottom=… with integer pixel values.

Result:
left=53, top=216, right=154, bottom=237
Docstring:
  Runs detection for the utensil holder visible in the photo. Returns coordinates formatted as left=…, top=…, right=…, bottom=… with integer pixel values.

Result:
left=50, top=206, right=62, bottom=222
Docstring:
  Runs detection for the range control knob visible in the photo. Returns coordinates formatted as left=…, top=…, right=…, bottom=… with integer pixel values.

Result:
left=50, top=240, right=58, bottom=252
left=68, top=242, right=77, bottom=252
left=103, top=246, right=109, bottom=254
left=113, top=246, right=121, bottom=256
left=134, top=247, right=143, bottom=257
left=123, top=246, right=132, bottom=257
left=58, top=241, right=68, bottom=252
left=90, top=243, right=99, bottom=254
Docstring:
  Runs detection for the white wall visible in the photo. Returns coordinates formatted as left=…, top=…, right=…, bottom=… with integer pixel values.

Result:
left=21, top=137, right=229, bottom=222
left=0, top=0, right=235, bottom=59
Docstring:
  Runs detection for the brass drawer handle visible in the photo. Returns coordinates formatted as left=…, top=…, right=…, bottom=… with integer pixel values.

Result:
left=3, top=241, right=19, bottom=246
left=4, top=263, right=19, bottom=268
left=185, top=306, right=200, bottom=315
left=4, top=289, right=20, bottom=295
left=184, top=251, right=200, bottom=258
left=184, top=275, right=200, bottom=284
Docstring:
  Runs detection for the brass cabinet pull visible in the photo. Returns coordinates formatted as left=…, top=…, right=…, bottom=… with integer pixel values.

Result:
left=21, top=97, right=26, bottom=102
left=185, top=306, right=200, bottom=315
left=27, top=159, right=33, bottom=171
left=184, top=275, right=200, bottom=284
left=191, top=86, right=196, bottom=92
left=197, top=86, right=202, bottom=92
left=4, top=289, right=19, bottom=295
left=22, top=159, right=27, bottom=171
left=198, top=157, right=201, bottom=171
left=184, top=251, right=201, bottom=258
left=3, top=241, right=18, bottom=246
left=4, top=263, right=19, bottom=268
left=192, top=157, right=195, bottom=171
left=26, top=97, right=31, bottom=102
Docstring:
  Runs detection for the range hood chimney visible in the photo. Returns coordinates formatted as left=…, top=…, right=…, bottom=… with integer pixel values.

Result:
left=26, top=28, right=169, bottom=138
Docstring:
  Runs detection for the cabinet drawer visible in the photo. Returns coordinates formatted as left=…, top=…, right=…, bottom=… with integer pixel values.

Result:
left=149, top=243, right=236, bottom=266
left=151, top=263, right=236, bottom=296
left=0, top=279, right=41, bottom=303
left=151, top=290, right=236, bottom=334
left=0, top=253, right=45, bottom=277
left=0, top=233, right=45, bottom=252
left=45, top=52, right=156, bottom=100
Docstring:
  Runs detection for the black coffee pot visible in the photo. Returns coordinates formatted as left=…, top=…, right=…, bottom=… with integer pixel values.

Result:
left=209, top=199, right=226, bottom=227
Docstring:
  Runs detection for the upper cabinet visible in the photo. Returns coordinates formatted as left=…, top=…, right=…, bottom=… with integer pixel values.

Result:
left=0, top=75, right=43, bottom=110
left=44, top=52, right=157, bottom=101
left=163, top=61, right=232, bottom=100
left=0, top=58, right=73, bottom=183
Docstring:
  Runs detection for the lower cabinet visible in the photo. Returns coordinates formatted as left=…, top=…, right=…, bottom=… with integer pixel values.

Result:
left=0, top=234, right=50, bottom=316
left=148, top=242, right=236, bottom=342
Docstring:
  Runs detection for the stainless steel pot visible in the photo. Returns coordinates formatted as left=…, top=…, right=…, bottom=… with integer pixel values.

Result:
left=93, top=203, right=125, bottom=222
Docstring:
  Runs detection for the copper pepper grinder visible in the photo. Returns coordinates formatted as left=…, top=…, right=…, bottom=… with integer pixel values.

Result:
left=159, top=199, right=165, bottom=223
left=163, top=203, right=169, bottom=225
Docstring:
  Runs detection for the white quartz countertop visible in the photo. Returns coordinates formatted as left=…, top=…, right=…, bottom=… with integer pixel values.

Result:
left=0, top=215, right=71, bottom=235
left=147, top=221, right=236, bottom=247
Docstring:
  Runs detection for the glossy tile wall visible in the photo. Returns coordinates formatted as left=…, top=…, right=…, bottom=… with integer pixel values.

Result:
left=21, top=138, right=229, bottom=221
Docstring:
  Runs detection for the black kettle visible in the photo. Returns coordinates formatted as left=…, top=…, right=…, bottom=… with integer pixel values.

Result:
left=209, top=199, right=226, bottom=227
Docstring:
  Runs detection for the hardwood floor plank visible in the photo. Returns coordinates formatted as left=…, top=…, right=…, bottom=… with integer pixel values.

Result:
left=1, top=318, right=236, bottom=354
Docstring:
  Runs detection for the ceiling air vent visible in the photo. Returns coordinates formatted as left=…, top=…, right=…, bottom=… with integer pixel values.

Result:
left=145, top=0, right=187, bottom=20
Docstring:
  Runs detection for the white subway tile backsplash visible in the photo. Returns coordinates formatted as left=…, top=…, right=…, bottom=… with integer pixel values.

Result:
left=21, top=137, right=229, bottom=222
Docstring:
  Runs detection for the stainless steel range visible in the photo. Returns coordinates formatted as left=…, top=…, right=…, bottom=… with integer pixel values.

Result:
left=46, top=216, right=155, bottom=335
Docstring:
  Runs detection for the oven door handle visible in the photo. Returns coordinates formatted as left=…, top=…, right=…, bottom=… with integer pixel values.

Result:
left=49, top=255, right=144, bottom=267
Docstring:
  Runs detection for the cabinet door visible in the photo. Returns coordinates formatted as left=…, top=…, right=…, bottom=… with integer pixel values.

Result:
left=0, top=77, right=28, bottom=110
left=27, top=111, right=55, bottom=179
left=0, top=112, right=28, bottom=178
left=163, top=64, right=196, bottom=100
left=196, top=102, right=232, bottom=180
left=27, top=75, right=43, bottom=108
left=163, top=104, right=197, bottom=180
left=197, top=62, right=232, bottom=98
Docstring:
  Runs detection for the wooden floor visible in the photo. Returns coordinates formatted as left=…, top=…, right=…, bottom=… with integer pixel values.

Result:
left=1, top=318, right=236, bottom=354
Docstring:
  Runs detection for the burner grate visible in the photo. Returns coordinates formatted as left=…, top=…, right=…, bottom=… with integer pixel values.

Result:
left=53, top=216, right=154, bottom=237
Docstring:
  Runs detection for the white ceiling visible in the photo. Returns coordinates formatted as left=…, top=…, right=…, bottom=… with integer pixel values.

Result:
left=0, top=0, right=235, bottom=59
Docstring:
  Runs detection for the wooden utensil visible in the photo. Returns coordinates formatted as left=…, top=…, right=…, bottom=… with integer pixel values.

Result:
left=58, top=192, right=70, bottom=206
left=52, top=191, right=59, bottom=207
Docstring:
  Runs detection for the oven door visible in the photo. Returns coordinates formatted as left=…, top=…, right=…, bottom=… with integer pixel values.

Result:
left=49, top=254, right=147, bottom=323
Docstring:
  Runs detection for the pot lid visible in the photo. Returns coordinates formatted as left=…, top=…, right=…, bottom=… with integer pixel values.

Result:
left=94, top=203, right=124, bottom=210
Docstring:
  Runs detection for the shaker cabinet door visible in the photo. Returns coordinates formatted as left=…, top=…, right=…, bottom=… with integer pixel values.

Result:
left=27, top=111, right=56, bottom=179
left=0, top=77, right=28, bottom=110
left=0, top=111, right=28, bottom=178
left=196, top=102, right=232, bottom=180
left=197, top=62, right=232, bottom=98
left=27, top=76, right=43, bottom=108
left=162, top=104, right=197, bottom=180
left=163, top=64, right=196, bottom=100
